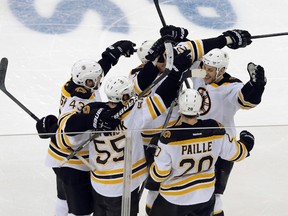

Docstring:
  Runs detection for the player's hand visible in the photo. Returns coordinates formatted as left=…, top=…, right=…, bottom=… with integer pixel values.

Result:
left=102, top=40, right=136, bottom=66
left=223, top=29, right=252, bottom=49
left=90, top=108, right=120, bottom=131
left=145, top=37, right=166, bottom=61
left=247, top=62, right=267, bottom=87
left=160, top=25, right=188, bottom=42
left=239, top=130, right=255, bottom=152
left=172, top=49, right=192, bottom=73
left=36, top=115, right=58, bottom=139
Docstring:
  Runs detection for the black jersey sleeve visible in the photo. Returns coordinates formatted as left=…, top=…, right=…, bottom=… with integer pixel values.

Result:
left=135, top=62, right=160, bottom=92
left=201, top=35, right=227, bottom=53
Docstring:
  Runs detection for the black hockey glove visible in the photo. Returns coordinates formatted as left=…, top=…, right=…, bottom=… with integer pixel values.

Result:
left=36, top=115, right=58, bottom=139
left=160, top=25, right=189, bottom=42
left=145, top=37, right=166, bottom=62
left=102, top=40, right=136, bottom=66
left=172, top=49, right=192, bottom=73
left=222, top=29, right=252, bottom=49
left=90, top=108, right=120, bottom=131
left=167, top=50, right=192, bottom=82
left=247, top=62, right=267, bottom=87
left=239, top=130, right=255, bottom=153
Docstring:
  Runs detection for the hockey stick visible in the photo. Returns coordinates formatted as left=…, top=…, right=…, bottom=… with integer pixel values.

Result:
left=0, top=58, right=95, bottom=170
left=121, top=42, right=173, bottom=214
left=0, top=58, right=40, bottom=121
left=153, top=0, right=166, bottom=26
left=61, top=42, right=174, bottom=167
left=113, top=41, right=174, bottom=119
left=251, top=32, right=288, bottom=39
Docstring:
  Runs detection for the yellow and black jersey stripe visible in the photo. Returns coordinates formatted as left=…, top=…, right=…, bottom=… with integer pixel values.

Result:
left=229, top=139, right=248, bottom=162
left=56, top=112, right=77, bottom=150
left=238, top=90, right=257, bottom=109
left=176, top=40, right=204, bottom=63
left=150, top=162, right=171, bottom=182
left=91, top=158, right=147, bottom=184
left=141, top=119, right=177, bottom=144
left=160, top=172, right=215, bottom=196
left=145, top=95, right=166, bottom=120
left=48, top=140, right=89, bottom=165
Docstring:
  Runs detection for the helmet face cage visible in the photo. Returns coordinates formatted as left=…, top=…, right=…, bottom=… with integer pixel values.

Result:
left=178, top=88, right=203, bottom=116
left=71, top=59, right=103, bottom=90
left=104, top=76, right=135, bottom=103
left=137, top=40, right=155, bottom=63
left=203, top=48, right=229, bottom=72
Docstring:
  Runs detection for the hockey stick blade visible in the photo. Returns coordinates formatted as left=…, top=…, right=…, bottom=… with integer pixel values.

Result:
left=0, top=57, right=8, bottom=91
left=191, top=69, right=206, bottom=78
left=0, top=57, right=40, bottom=121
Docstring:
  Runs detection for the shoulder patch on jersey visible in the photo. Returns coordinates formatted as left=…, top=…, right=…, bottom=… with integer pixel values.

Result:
left=162, top=130, right=171, bottom=139
left=64, top=79, right=93, bottom=99
left=75, top=87, right=88, bottom=94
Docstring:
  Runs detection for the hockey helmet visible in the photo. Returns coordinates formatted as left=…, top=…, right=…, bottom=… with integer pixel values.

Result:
left=104, top=76, right=135, bottom=103
left=137, top=40, right=155, bottom=63
left=178, top=88, right=202, bottom=116
left=202, top=48, right=229, bottom=71
left=71, top=59, right=103, bottom=90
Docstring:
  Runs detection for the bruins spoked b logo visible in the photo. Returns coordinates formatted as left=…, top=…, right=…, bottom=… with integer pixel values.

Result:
left=198, top=87, right=211, bottom=116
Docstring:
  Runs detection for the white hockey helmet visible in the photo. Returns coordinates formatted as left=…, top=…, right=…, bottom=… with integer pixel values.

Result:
left=71, top=59, right=103, bottom=89
left=202, top=48, right=229, bottom=71
left=104, top=76, right=135, bottom=103
left=178, top=88, right=202, bottom=116
left=137, top=40, right=155, bottom=63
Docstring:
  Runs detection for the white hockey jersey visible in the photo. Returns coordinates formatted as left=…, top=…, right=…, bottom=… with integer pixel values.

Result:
left=88, top=93, right=170, bottom=197
left=150, top=119, right=249, bottom=205
left=45, top=80, right=102, bottom=171
left=192, top=73, right=255, bottom=137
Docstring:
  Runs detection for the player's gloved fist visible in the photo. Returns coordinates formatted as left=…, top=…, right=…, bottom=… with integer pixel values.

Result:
left=247, top=62, right=267, bottom=87
left=91, top=108, right=120, bottom=131
left=239, top=130, right=255, bottom=153
left=223, top=29, right=252, bottom=49
left=160, top=25, right=188, bottom=42
left=36, top=115, right=58, bottom=139
left=172, top=49, right=192, bottom=73
left=102, top=40, right=136, bottom=66
left=145, top=37, right=166, bottom=62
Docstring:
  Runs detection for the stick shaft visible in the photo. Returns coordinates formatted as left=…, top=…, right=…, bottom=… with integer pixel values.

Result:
left=153, top=0, right=166, bottom=26
left=251, top=32, right=288, bottom=39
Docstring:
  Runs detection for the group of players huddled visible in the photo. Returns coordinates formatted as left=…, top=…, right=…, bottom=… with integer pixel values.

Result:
left=36, top=25, right=266, bottom=216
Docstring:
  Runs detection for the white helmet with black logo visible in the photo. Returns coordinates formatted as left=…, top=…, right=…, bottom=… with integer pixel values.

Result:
left=203, top=48, right=229, bottom=71
left=71, top=59, right=103, bottom=90
left=137, top=40, right=155, bottom=63
left=178, top=88, right=202, bottom=116
left=104, top=76, right=135, bottom=103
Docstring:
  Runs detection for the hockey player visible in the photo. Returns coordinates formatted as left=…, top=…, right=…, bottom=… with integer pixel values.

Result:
left=36, top=40, right=136, bottom=216
left=149, top=88, right=255, bottom=216
left=57, top=48, right=193, bottom=216
left=191, top=48, right=266, bottom=216
left=134, top=26, right=253, bottom=148
left=133, top=26, right=253, bottom=215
